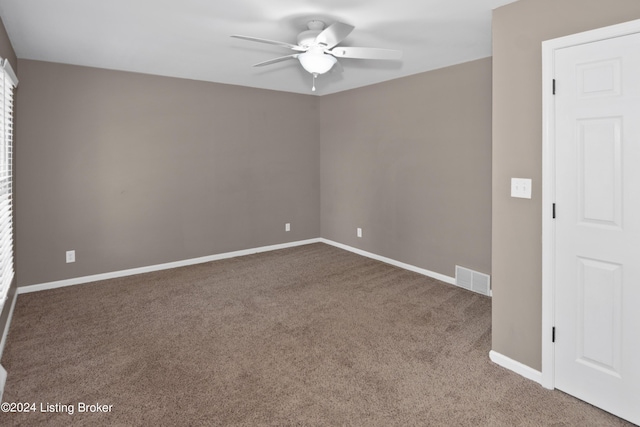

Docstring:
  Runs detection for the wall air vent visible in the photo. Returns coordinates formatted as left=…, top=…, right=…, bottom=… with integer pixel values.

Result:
left=455, top=265, right=491, bottom=296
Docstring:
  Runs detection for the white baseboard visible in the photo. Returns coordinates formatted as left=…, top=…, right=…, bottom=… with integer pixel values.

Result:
left=0, top=363, right=6, bottom=403
left=319, top=239, right=456, bottom=286
left=18, top=238, right=457, bottom=297
left=18, top=238, right=322, bottom=295
left=0, top=289, right=18, bottom=359
left=489, top=350, right=543, bottom=385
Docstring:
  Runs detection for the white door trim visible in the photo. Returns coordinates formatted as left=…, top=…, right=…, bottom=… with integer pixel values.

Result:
left=541, top=18, right=640, bottom=390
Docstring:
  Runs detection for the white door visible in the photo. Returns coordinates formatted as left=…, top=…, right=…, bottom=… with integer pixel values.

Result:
left=554, top=32, right=640, bottom=424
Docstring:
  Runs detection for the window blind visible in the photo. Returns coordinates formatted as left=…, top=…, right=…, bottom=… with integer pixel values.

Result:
left=0, top=58, right=17, bottom=310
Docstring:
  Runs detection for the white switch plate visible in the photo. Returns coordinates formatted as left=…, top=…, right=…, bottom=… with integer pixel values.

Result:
left=511, top=178, right=532, bottom=199
left=66, top=250, right=75, bottom=263
left=357, top=228, right=362, bottom=238
left=285, top=223, right=291, bottom=232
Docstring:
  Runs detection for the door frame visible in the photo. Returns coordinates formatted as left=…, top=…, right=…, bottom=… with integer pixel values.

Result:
left=541, top=18, right=640, bottom=390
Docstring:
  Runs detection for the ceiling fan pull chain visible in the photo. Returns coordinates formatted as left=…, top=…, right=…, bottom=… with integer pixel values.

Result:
left=312, top=73, right=317, bottom=92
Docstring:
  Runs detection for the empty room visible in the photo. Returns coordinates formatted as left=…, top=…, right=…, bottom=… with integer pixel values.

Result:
left=0, top=0, right=639, bottom=425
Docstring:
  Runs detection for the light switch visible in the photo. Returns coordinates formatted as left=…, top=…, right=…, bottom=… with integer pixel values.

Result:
left=511, top=178, right=532, bottom=199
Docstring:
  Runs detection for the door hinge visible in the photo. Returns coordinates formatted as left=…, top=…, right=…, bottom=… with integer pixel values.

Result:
left=552, top=203, right=556, bottom=219
left=553, top=79, right=556, bottom=95
left=552, top=327, right=556, bottom=343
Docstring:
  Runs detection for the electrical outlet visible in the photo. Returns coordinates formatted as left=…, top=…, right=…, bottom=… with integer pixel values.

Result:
left=66, top=250, right=75, bottom=263
left=357, top=227, right=362, bottom=238
left=285, top=223, right=291, bottom=232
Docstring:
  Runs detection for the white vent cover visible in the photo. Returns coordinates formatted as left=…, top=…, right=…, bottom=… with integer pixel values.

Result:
left=455, top=266, right=491, bottom=296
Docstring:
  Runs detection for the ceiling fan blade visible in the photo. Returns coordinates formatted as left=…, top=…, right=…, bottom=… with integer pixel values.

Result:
left=328, top=47, right=403, bottom=61
left=315, top=22, right=355, bottom=49
left=231, top=35, right=305, bottom=52
left=252, top=54, right=299, bottom=67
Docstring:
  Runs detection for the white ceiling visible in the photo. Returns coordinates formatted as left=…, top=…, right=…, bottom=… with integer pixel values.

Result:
left=0, top=0, right=517, bottom=96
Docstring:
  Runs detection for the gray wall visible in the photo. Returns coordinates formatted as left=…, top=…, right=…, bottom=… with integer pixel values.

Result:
left=320, top=58, right=492, bottom=278
left=0, top=15, right=17, bottom=348
left=16, top=57, right=493, bottom=289
left=16, top=60, right=320, bottom=286
left=492, top=0, right=640, bottom=370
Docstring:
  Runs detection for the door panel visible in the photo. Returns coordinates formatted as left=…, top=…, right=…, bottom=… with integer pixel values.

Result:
left=554, top=32, right=640, bottom=425
left=577, top=118, right=622, bottom=227
left=576, top=257, right=622, bottom=376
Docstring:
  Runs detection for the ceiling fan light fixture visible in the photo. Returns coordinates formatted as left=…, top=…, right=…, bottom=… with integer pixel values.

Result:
left=298, top=51, right=337, bottom=75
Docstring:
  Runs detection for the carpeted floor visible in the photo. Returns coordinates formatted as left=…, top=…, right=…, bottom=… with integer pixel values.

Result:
left=0, top=243, right=633, bottom=426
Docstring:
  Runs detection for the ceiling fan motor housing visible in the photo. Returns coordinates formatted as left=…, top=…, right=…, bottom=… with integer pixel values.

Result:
left=297, top=20, right=326, bottom=48
left=297, top=30, right=321, bottom=47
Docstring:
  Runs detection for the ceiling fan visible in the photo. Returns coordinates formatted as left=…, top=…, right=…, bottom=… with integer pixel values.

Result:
left=231, top=20, right=402, bottom=92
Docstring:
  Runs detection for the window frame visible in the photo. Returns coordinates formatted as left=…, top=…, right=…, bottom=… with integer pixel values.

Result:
left=0, top=57, right=18, bottom=311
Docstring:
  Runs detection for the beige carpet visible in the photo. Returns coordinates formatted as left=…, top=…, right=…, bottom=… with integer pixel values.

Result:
left=0, top=243, right=633, bottom=426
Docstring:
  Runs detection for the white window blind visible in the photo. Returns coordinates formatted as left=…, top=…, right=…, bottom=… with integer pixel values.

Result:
left=0, top=58, right=17, bottom=310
